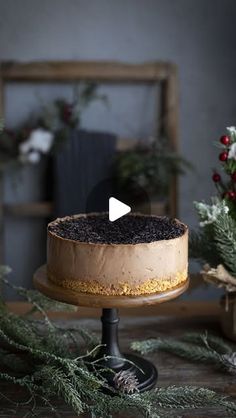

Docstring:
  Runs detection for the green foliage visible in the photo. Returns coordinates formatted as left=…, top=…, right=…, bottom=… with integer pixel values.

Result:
left=1, top=266, right=236, bottom=417
left=114, top=138, right=191, bottom=197
left=182, top=332, right=232, bottom=354
left=192, top=127, right=236, bottom=273
left=131, top=331, right=236, bottom=373
left=211, top=127, right=236, bottom=202
left=147, top=386, right=236, bottom=415
left=191, top=200, right=236, bottom=275
left=214, top=214, right=236, bottom=275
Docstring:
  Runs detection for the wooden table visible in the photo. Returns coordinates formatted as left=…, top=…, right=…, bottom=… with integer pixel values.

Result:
left=1, top=301, right=235, bottom=418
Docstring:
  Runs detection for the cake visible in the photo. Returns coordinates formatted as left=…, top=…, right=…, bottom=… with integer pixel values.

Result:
left=47, top=213, right=188, bottom=296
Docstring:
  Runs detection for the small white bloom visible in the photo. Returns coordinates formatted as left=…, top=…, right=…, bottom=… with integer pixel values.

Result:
left=19, top=128, right=54, bottom=155
left=228, top=142, right=236, bottom=160
left=27, top=151, right=41, bottom=164
left=227, top=126, right=236, bottom=136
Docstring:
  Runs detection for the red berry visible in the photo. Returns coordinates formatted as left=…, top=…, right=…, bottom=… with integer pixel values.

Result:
left=219, top=151, right=228, bottom=161
left=4, top=129, right=16, bottom=139
left=62, top=104, right=73, bottom=123
left=231, top=172, right=236, bottom=182
left=220, top=135, right=230, bottom=145
left=226, top=190, right=236, bottom=200
left=212, top=173, right=221, bottom=182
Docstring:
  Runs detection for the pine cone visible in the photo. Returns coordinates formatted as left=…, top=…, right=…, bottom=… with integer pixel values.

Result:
left=113, top=370, right=139, bottom=394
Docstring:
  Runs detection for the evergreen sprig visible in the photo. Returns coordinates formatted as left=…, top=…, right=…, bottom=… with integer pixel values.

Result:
left=191, top=199, right=236, bottom=275
left=0, top=265, right=77, bottom=314
left=131, top=331, right=236, bottom=373
left=182, top=332, right=233, bottom=354
left=214, top=214, right=236, bottom=275
left=1, top=266, right=236, bottom=416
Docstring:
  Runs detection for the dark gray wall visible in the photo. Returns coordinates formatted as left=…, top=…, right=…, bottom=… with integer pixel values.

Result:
left=0, top=0, right=236, bottom=299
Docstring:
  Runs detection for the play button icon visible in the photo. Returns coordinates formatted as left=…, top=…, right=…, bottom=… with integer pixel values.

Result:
left=109, top=197, right=131, bottom=222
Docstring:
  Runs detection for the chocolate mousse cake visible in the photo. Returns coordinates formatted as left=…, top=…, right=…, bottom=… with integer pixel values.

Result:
left=47, top=213, right=188, bottom=296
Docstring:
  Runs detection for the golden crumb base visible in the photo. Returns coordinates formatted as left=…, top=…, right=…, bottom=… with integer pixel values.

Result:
left=47, top=270, right=187, bottom=296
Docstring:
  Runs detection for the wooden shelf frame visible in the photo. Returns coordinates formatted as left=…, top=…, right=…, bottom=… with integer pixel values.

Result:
left=0, top=60, right=179, bottom=263
left=1, top=61, right=175, bottom=83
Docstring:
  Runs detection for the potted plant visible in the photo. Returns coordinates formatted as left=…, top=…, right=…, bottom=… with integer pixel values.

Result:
left=113, top=136, right=191, bottom=214
left=191, top=127, right=236, bottom=340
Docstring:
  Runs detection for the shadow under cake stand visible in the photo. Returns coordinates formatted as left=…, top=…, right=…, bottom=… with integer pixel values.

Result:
left=34, top=265, right=189, bottom=392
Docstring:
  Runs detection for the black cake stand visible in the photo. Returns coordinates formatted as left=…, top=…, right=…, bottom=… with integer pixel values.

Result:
left=34, top=265, right=189, bottom=392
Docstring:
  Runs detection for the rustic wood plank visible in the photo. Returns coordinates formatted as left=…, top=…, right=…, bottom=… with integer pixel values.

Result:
left=162, top=64, right=179, bottom=217
left=0, top=176, right=4, bottom=266
left=0, top=60, right=179, bottom=266
left=1, top=61, right=171, bottom=82
left=6, top=299, right=220, bottom=319
left=0, top=65, right=4, bottom=119
left=4, top=201, right=53, bottom=217
left=0, top=66, right=5, bottom=268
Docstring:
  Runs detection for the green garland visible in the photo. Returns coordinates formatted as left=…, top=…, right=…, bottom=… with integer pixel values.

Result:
left=1, top=268, right=236, bottom=417
left=131, top=331, right=236, bottom=373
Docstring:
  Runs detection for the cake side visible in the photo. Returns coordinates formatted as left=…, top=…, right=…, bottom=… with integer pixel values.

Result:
left=47, top=213, right=188, bottom=296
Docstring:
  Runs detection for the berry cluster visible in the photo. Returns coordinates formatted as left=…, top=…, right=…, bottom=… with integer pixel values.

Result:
left=212, top=130, right=236, bottom=201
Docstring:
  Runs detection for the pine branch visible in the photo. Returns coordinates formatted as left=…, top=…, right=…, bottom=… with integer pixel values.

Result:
left=0, top=327, right=76, bottom=367
left=0, top=312, right=43, bottom=351
left=149, top=386, right=236, bottom=415
left=131, top=332, right=236, bottom=376
left=132, top=338, right=221, bottom=364
left=1, top=267, right=236, bottom=417
left=0, top=371, right=45, bottom=395
left=0, top=265, right=96, bottom=357
left=131, top=334, right=235, bottom=373
left=34, top=365, right=85, bottom=415
left=89, top=386, right=236, bottom=417
left=182, top=332, right=233, bottom=354
left=1, top=326, right=236, bottom=417
left=0, top=267, right=77, bottom=315
left=214, top=214, right=236, bottom=275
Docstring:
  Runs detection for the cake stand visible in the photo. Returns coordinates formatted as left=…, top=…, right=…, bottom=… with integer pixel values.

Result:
left=34, top=265, right=189, bottom=392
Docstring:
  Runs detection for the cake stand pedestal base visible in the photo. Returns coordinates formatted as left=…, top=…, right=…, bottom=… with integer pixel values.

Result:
left=34, top=265, right=189, bottom=392
left=95, top=308, right=157, bottom=392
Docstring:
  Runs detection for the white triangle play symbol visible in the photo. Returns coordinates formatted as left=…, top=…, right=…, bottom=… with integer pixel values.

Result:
left=109, top=197, right=131, bottom=222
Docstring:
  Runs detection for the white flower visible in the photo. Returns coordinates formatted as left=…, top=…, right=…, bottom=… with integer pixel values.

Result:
left=227, top=126, right=236, bottom=136
left=228, top=142, right=236, bottom=160
left=27, top=151, right=41, bottom=164
left=19, top=128, right=54, bottom=155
